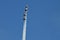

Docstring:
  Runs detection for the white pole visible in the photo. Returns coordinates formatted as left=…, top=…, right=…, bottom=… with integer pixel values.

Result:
left=22, top=5, right=28, bottom=40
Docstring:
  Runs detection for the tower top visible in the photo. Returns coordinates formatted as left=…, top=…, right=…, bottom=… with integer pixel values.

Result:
left=25, top=4, right=28, bottom=11
left=23, top=4, right=28, bottom=20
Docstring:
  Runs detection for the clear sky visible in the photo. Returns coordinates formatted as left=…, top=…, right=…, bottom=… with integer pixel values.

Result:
left=0, top=0, right=60, bottom=40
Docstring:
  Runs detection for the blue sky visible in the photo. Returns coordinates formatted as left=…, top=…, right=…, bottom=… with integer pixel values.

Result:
left=0, top=0, right=60, bottom=40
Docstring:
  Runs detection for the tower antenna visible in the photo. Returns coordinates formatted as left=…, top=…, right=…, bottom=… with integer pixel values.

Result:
left=22, top=4, right=28, bottom=40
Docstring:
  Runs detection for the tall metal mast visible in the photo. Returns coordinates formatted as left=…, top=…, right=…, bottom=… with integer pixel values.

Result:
left=22, top=5, right=28, bottom=40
